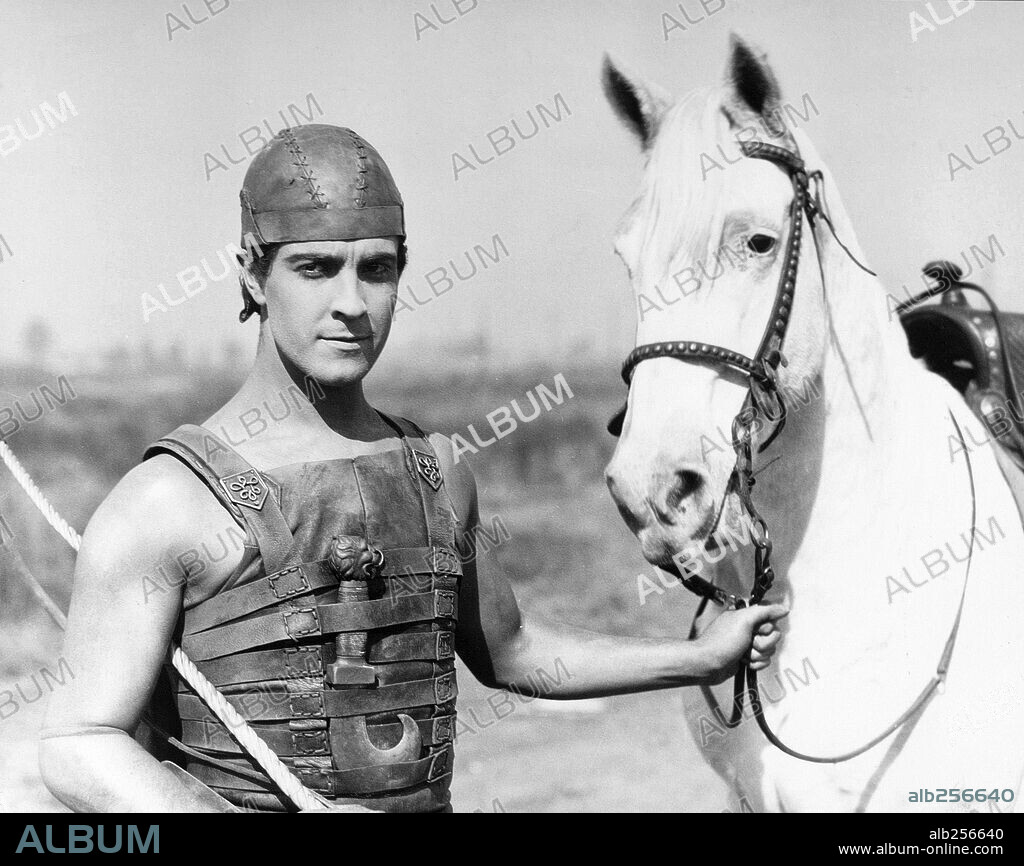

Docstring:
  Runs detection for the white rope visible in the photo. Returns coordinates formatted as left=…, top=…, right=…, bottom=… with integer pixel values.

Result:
left=168, top=646, right=328, bottom=810
left=0, top=438, right=329, bottom=811
left=0, top=441, right=82, bottom=550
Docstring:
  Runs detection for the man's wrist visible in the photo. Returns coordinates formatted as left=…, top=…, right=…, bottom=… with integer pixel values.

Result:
left=647, top=637, right=717, bottom=684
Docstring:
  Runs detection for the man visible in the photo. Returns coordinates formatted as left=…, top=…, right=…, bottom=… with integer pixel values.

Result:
left=40, top=125, right=786, bottom=813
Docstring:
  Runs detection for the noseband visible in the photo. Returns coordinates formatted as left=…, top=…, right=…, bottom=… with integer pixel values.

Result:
left=608, top=137, right=981, bottom=765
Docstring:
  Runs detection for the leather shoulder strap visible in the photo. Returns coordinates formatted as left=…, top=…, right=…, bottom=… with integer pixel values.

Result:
left=378, top=414, right=458, bottom=550
left=143, top=424, right=297, bottom=574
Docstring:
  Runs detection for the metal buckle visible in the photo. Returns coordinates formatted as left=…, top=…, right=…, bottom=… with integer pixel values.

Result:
left=434, top=590, right=457, bottom=620
left=435, top=631, right=455, bottom=661
left=284, top=646, right=323, bottom=678
left=434, top=672, right=456, bottom=704
left=427, top=747, right=452, bottom=782
left=289, top=691, right=325, bottom=718
left=283, top=607, right=320, bottom=640
left=432, top=547, right=461, bottom=576
left=269, top=567, right=310, bottom=600
left=292, top=730, right=328, bottom=755
left=432, top=715, right=454, bottom=744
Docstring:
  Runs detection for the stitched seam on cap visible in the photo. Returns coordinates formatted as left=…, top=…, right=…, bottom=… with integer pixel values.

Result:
left=280, top=128, right=328, bottom=209
left=348, top=129, right=369, bottom=209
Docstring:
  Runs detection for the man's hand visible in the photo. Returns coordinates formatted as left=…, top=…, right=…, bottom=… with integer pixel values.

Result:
left=695, top=604, right=789, bottom=683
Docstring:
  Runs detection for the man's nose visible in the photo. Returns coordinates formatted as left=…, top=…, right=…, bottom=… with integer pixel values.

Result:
left=330, top=270, right=368, bottom=319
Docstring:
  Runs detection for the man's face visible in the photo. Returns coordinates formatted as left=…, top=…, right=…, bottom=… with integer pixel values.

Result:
left=250, top=237, right=400, bottom=387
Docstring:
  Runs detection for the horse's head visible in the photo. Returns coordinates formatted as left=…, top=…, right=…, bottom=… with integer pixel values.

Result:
left=604, top=37, right=831, bottom=567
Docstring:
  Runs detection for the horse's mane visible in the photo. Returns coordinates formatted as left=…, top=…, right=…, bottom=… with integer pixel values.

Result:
left=630, top=87, right=742, bottom=288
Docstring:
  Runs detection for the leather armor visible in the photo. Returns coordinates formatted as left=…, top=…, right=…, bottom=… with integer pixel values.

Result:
left=141, top=414, right=460, bottom=812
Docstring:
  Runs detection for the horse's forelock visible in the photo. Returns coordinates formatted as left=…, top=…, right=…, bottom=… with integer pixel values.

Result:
left=632, top=88, right=740, bottom=288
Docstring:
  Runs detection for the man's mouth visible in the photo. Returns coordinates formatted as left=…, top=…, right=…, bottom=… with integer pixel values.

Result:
left=320, top=335, right=372, bottom=347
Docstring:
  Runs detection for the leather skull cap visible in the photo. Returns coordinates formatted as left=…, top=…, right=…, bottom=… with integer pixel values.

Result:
left=240, top=124, right=405, bottom=245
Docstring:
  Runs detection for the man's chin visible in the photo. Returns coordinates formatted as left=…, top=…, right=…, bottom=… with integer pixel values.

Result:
left=290, top=353, right=377, bottom=391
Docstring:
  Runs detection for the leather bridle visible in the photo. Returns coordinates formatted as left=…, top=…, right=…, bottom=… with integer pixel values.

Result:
left=609, top=137, right=980, bottom=764
left=609, top=138, right=828, bottom=609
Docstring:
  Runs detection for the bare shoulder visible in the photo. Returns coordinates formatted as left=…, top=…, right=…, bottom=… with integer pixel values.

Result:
left=78, top=453, right=240, bottom=579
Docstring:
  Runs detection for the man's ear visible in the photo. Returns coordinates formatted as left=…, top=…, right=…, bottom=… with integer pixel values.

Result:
left=238, top=256, right=266, bottom=305
left=237, top=255, right=264, bottom=323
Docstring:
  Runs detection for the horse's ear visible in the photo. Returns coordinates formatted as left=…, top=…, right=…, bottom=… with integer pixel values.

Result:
left=723, top=34, right=786, bottom=137
left=602, top=55, right=672, bottom=149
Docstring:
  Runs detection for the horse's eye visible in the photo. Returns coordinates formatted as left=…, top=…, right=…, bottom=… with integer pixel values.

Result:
left=747, top=234, right=777, bottom=255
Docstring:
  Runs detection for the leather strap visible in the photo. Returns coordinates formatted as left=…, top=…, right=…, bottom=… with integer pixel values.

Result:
left=319, top=591, right=458, bottom=633
left=144, top=424, right=297, bottom=575
left=368, top=630, right=456, bottom=664
left=321, top=672, right=457, bottom=717
left=180, top=714, right=455, bottom=756
left=209, top=779, right=452, bottom=813
left=184, top=564, right=337, bottom=635
left=190, top=745, right=453, bottom=795
left=380, top=547, right=463, bottom=578
left=180, top=631, right=455, bottom=688
left=297, top=747, right=453, bottom=795
left=388, top=416, right=459, bottom=553
left=185, top=548, right=464, bottom=637
left=712, top=411, right=980, bottom=763
left=181, top=589, right=458, bottom=661
left=176, top=673, right=458, bottom=722
left=179, top=645, right=325, bottom=688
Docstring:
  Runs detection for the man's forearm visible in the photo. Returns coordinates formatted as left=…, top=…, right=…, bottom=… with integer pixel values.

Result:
left=489, top=611, right=713, bottom=699
left=40, top=730, right=225, bottom=813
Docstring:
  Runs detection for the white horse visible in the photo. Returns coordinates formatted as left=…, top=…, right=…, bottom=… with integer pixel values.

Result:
left=603, top=36, right=1024, bottom=812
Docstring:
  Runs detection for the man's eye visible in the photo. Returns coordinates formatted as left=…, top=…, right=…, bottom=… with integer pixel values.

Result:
left=298, top=263, right=324, bottom=277
left=364, top=263, right=395, bottom=280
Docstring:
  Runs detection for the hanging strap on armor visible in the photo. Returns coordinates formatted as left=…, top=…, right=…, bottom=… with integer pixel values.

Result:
left=143, top=424, right=298, bottom=576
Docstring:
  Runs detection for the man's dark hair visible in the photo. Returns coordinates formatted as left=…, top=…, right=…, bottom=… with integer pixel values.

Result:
left=238, top=240, right=409, bottom=322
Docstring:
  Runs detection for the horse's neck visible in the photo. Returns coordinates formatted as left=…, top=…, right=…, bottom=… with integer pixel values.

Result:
left=758, top=236, right=963, bottom=597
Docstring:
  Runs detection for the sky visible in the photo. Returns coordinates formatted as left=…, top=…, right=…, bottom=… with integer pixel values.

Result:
left=2, top=0, right=1023, bottom=374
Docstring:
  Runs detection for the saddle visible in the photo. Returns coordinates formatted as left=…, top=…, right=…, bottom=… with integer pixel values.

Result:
left=900, top=260, right=1024, bottom=473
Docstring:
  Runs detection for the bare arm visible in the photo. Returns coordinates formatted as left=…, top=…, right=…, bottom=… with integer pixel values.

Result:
left=39, top=457, right=241, bottom=812
left=434, top=434, right=786, bottom=698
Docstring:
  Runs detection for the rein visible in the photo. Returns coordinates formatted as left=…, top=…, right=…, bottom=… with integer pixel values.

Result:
left=693, top=413, right=976, bottom=764
left=611, top=136, right=980, bottom=763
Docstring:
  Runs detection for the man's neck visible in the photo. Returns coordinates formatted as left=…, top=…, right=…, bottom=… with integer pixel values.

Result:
left=206, top=328, right=393, bottom=460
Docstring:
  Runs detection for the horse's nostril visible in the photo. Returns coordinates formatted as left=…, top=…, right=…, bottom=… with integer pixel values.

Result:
left=663, top=469, right=705, bottom=515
